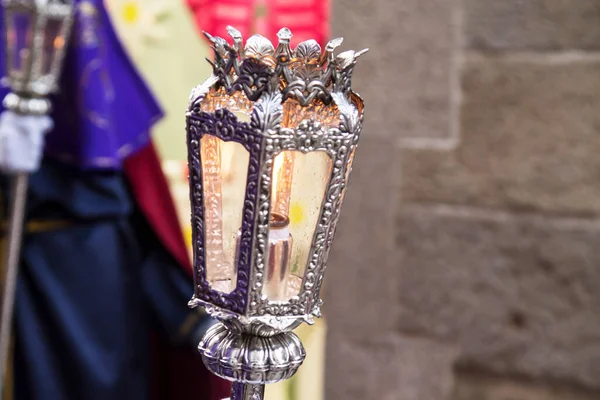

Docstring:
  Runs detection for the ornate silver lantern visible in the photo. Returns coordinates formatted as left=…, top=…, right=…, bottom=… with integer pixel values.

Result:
left=0, top=0, right=73, bottom=392
left=186, top=26, right=367, bottom=400
left=2, top=0, right=73, bottom=114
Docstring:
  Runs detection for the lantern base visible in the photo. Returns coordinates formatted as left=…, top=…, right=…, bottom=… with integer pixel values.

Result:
left=199, top=322, right=306, bottom=385
left=3, top=92, right=51, bottom=116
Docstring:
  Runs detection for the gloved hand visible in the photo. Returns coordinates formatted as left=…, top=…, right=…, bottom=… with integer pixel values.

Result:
left=0, top=110, right=53, bottom=173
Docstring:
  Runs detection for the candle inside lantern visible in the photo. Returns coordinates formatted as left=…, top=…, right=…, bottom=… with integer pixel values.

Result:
left=234, top=152, right=296, bottom=302
left=265, top=212, right=293, bottom=301
left=231, top=153, right=299, bottom=302
left=263, top=150, right=334, bottom=302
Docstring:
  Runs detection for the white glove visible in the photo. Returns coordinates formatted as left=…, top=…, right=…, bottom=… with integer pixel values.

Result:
left=0, top=110, right=53, bottom=173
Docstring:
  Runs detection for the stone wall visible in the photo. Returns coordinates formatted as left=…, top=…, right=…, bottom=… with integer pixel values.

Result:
left=325, top=0, right=600, bottom=399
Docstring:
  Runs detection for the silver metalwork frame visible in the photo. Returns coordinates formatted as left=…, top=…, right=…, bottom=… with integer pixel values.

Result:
left=186, top=26, right=367, bottom=399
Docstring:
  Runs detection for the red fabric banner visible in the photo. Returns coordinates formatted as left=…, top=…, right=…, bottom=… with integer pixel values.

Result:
left=187, top=0, right=255, bottom=41
left=186, top=0, right=331, bottom=46
left=263, top=0, right=330, bottom=46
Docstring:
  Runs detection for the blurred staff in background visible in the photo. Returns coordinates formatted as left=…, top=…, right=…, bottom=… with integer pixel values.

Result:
left=0, top=0, right=229, bottom=399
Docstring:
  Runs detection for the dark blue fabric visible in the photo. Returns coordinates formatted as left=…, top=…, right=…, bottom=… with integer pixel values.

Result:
left=0, top=160, right=209, bottom=400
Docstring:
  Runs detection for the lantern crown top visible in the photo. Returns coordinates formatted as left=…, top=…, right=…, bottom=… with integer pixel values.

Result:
left=193, top=26, right=368, bottom=108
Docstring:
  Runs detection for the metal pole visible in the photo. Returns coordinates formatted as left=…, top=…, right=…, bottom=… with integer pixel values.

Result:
left=0, top=172, right=29, bottom=396
left=229, top=382, right=265, bottom=400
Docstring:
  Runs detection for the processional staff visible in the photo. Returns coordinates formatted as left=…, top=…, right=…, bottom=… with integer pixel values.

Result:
left=0, top=0, right=74, bottom=396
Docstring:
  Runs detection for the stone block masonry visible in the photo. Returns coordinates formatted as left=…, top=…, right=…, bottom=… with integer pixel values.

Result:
left=326, top=0, right=600, bottom=399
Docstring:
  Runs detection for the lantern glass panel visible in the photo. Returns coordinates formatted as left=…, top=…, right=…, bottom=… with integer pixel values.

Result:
left=201, top=88, right=253, bottom=116
left=41, top=17, right=65, bottom=76
left=200, top=135, right=249, bottom=294
left=6, top=9, right=35, bottom=77
left=264, top=150, right=332, bottom=302
left=283, top=99, right=340, bottom=129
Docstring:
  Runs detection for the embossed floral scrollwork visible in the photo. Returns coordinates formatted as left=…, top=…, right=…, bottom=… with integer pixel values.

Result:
left=201, top=26, right=367, bottom=107
left=186, top=110, right=264, bottom=314
left=186, top=25, right=366, bottom=325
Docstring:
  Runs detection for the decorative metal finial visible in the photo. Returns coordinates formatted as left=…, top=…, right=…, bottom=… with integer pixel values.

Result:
left=320, top=37, right=344, bottom=65
left=190, top=26, right=366, bottom=107
left=226, top=25, right=243, bottom=56
left=275, top=28, right=293, bottom=63
left=277, top=27, right=292, bottom=42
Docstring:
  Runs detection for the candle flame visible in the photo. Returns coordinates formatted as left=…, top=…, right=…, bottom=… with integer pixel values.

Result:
left=271, top=152, right=295, bottom=217
left=54, top=36, right=64, bottom=49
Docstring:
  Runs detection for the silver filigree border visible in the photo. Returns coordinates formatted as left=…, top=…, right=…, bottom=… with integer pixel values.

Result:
left=249, top=100, right=360, bottom=320
left=186, top=27, right=366, bottom=328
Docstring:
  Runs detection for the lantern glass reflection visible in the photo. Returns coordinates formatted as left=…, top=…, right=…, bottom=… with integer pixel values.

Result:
left=265, top=151, right=332, bottom=302
left=282, top=99, right=341, bottom=130
left=200, top=136, right=249, bottom=294
left=198, top=89, right=252, bottom=294
left=7, top=9, right=34, bottom=77
left=200, top=87, right=253, bottom=116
